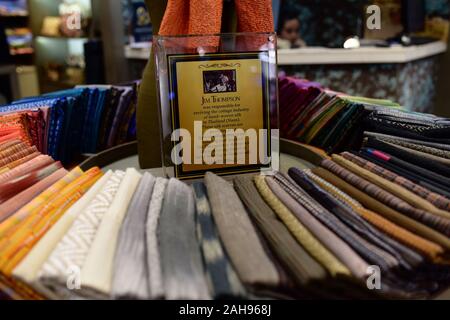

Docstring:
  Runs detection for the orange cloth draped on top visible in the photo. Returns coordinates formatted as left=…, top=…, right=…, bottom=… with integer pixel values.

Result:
left=159, top=0, right=274, bottom=35
left=158, top=0, right=274, bottom=48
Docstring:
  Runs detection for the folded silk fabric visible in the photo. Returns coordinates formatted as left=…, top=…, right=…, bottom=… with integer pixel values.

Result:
left=379, top=141, right=450, bottom=166
left=335, top=154, right=450, bottom=220
left=342, top=152, right=450, bottom=212
left=0, top=141, right=29, bottom=159
left=112, top=173, right=156, bottom=300
left=264, top=175, right=369, bottom=279
left=192, top=182, right=246, bottom=299
left=0, top=146, right=39, bottom=169
left=360, top=149, right=450, bottom=198
left=0, top=139, right=22, bottom=152
left=365, top=131, right=450, bottom=152
left=274, top=172, right=400, bottom=274
left=12, top=171, right=113, bottom=298
left=38, top=170, right=126, bottom=299
left=0, top=168, right=101, bottom=300
left=0, top=168, right=83, bottom=240
left=0, top=155, right=54, bottom=184
left=146, top=177, right=168, bottom=299
left=204, top=172, right=280, bottom=289
left=311, top=167, right=450, bottom=254
left=0, top=168, right=102, bottom=276
left=372, top=134, right=450, bottom=159
left=159, top=178, right=210, bottom=300
left=366, top=137, right=450, bottom=179
left=0, top=162, right=61, bottom=204
left=0, top=167, right=67, bottom=223
left=0, top=152, right=40, bottom=171
left=249, top=175, right=350, bottom=278
left=80, top=168, right=142, bottom=298
left=288, top=168, right=422, bottom=270
left=321, top=159, right=450, bottom=237
left=304, top=170, right=442, bottom=261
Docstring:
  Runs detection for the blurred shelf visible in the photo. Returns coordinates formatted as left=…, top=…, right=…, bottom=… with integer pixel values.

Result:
left=278, top=41, right=448, bottom=65
left=37, top=35, right=89, bottom=40
left=124, top=43, right=151, bottom=60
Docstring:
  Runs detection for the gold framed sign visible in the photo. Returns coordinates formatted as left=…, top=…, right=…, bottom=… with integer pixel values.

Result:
left=154, top=33, right=279, bottom=179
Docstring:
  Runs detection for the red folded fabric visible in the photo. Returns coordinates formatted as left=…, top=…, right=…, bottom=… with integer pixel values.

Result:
left=0, top=167, right=68, bottom=223
left=0, top=154, right=53, bottom=184
left=0, top=162, right=62, bottom=204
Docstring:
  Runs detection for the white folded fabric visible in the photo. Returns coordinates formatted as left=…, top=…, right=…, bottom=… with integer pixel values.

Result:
left=80, top=168, right=142, bottom=298
left=38, top=170, right=126, bottom=299
left=12, top=171, right=113, bottom=298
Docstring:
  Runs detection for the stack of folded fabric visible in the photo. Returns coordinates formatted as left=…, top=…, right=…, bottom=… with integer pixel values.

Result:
left=1, top=156, right=450, bottom=299
left=0, top=83, right=139, bottom=165
left=0, top=136, right=68, bottom=225
left=279, top=76, right=402, bottom=154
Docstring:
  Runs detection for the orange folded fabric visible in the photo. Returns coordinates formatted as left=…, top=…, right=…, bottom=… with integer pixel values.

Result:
left=0, top=167, right=83, bottom=240
left=0, top=167, right=102, bottom=276
left=0, top=131, right=30, bottom=146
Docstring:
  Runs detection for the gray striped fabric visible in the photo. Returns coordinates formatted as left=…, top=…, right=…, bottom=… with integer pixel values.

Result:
left=158, top=178, right=210, bottom=300
left=204, top=172, right=280, bottom=288
left=112, top=173, right=156, bottom=300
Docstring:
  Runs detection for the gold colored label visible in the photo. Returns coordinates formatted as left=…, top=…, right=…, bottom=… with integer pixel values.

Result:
left=168, top=52, right=270, bottom=179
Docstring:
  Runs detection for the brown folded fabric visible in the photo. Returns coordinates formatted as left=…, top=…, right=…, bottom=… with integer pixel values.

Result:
left=334, top=154, right=450, bottom=220
left=0, top=142, right=29, bottom=160
left=0, top=146, right=38, bottom=169
left=0, top=152, right=40, bottom=171
left=305, top=170, right=444, bottom=262
left=342, top=152, right=450, bottom=212
left=321, top=159, right=450, bottom=237
left=204, top=172, right=280, bottom=288
left=312, top=167, right=450, bottom=255
left=0, top=139, right=22, bottom=153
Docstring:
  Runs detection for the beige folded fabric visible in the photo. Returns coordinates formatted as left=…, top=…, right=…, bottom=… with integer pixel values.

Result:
left=332, top=155, right=450, bottom=220
left=80, top=168, right=142, bottom=298
left=12, top=171, right=113, bottom=298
